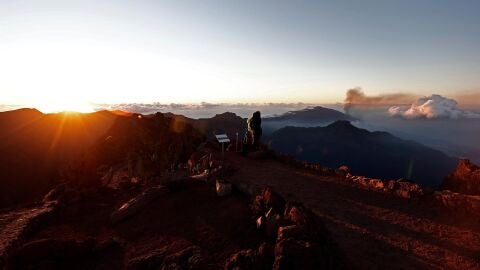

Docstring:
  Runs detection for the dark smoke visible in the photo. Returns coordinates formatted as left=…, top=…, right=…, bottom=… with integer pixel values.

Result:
left=344, top=88, right=417, bottom=114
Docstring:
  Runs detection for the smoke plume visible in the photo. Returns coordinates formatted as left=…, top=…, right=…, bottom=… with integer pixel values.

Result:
left=344, top=88, right=416, bottom=113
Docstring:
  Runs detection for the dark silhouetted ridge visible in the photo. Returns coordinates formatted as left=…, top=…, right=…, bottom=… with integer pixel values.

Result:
left=267, top=120, right=457, bottom=186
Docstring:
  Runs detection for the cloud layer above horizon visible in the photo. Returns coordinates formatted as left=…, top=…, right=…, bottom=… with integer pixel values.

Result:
left=92, top=102, right=321, bottom=119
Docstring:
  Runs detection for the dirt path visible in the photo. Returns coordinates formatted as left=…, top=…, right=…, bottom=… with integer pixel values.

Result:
left=227, top=153, right=480, bottom=270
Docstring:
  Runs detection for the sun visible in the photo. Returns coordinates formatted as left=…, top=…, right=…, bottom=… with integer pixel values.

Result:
left=34, top=100, right=94, bottom=113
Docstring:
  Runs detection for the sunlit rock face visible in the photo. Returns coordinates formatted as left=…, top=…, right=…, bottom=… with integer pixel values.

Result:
left=442, top=159, right=480, bottom=195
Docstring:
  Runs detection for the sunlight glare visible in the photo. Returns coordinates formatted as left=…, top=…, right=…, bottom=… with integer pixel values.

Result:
left=34, top=99, right=94, bottom=113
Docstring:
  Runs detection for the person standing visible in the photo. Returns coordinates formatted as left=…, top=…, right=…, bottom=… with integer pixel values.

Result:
left=247, top=111, right=262, bottom=149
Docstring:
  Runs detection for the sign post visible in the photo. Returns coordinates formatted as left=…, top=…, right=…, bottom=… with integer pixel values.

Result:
left=215, top=134, right=230, bottom=157
left=235, top=132, right=239, bottom=152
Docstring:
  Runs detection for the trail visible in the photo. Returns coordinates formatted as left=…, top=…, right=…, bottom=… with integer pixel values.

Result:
left=227, top=153, right=480, bottom=270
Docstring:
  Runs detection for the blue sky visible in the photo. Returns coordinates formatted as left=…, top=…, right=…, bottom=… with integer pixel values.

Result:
left=0, top=0, right=479, bottom=111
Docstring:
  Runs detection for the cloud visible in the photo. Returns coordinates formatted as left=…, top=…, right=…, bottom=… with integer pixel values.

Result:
left=93, top=102, right=314, bottom=119
left=344, top=88, right=417, bottom=113
left=0, top=105, right=23, bottom=112
left=388, top=94, right=480, bottom=119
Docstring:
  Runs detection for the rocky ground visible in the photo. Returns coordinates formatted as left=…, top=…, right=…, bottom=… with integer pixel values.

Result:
left=226, top=152, right=480, bottom=269
left=1, top=148, right=480, bottom=269
left=0, top=151, right=343, bottom=270
left=0, top=180, right=265, bottom=269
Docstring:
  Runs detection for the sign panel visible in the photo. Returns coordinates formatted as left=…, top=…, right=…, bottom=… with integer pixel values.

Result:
left=215, top=134, right=230, bottom=143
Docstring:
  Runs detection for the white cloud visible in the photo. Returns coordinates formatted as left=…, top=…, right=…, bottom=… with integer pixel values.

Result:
left=388, top=94, right=480, bottom=119
left=93, top=102, right=313, bottom=119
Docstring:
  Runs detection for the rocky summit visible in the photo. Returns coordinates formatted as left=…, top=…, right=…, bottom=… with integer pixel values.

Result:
left=1, top=110, right=480, bottom=270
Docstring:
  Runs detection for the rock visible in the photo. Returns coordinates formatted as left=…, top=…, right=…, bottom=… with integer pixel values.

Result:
left=109, top=169, right=131, bottom=189
left=188, top=153, right=213, bottom=173
left=335, top=166, right=350, bottom=178
left=257, top=242, right=274, bottom=262
left=224, top=243, right=274, bottom=270
left=434, top=190, right=480, bottom=215
left=42, top=183, right=68, bottom=203
left=354, top=176, right=369, bottom=188
left=395, top=181, right=424, bottom=199
left=111, top=185, right=168, bottom=224
left=216, top=180, right=232, bottom=196
left=442, top=159, right=480, bottom=195
left=130, top=176, right=141, bottom=184
left=251, top=195, right=267, bottom=217
left=162, top=246, right=203, bottom=270
left=262, top=187, right=286, bottom=213
left=188, top=151, right=208, bottom=172
left=43, top=184, right=83, bottom=206
left=256, top=216, right=266, bottom=229
left=385, top=180, right=398, bottom=192
left=283, top=202, right=328, bottom=242
left=224, top=249, right=258, bottom=270
left=190, top=171, right=209, bottom=182
left=284, top=203, right=315, bottom=227
left=265, top=208, right=282, bottom=238
left=369, top=179, right=385, bottom=189
left=277, top=225, right=307, bottom=242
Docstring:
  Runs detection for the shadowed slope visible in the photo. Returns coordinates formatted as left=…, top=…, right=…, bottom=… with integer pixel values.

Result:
left=267, top=121, right=457, bottom=186
left=0, top=110, right=119, bottom=207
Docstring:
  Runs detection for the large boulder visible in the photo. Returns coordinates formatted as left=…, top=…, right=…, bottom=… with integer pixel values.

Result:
left=283, top=202, right=328, bottom=242
left=249, top=188, right=342, bottom=270
left=442, top=159, right=480, bottom=195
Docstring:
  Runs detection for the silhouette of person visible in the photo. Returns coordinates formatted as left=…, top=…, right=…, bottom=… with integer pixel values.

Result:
left=247, top=111, right=262, bottom=149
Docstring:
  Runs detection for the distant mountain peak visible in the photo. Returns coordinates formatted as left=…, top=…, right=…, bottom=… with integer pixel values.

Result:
left=265, top=106, right=355, bottom=122
left=212, top=112, right=243, bottom=120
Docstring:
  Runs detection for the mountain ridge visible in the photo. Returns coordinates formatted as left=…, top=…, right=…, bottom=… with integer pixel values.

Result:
left=267, top=120, right=457, bottom=186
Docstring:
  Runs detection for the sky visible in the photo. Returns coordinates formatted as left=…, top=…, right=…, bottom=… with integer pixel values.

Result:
left=0, top=0, right=479, bottom=112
